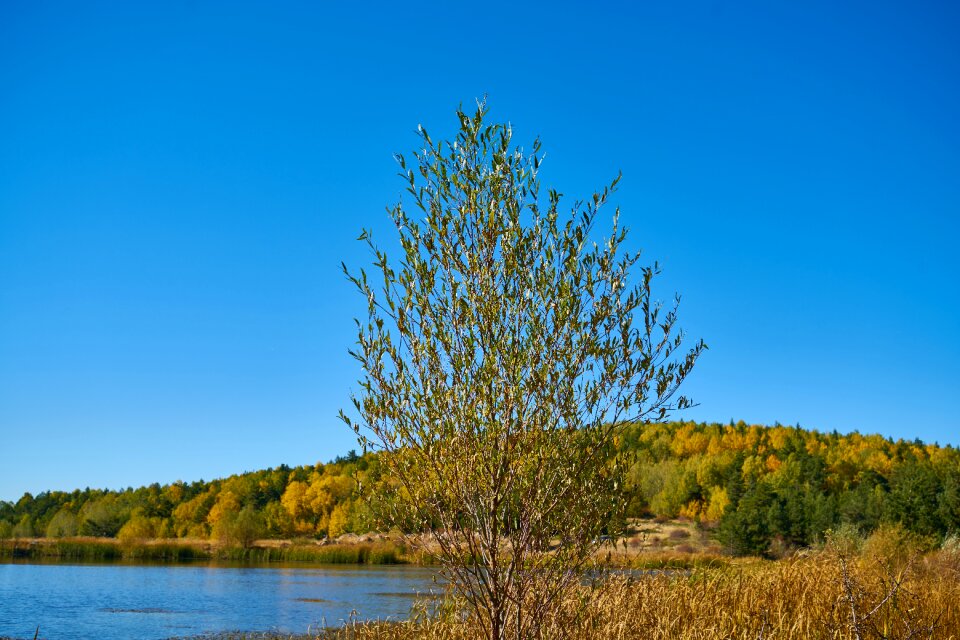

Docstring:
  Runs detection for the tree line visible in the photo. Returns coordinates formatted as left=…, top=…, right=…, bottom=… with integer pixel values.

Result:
left=1, top=421, right=958, bottom=555
left=620, top=421, right=960, bottom=555
left=0, top=449, right=377, bottom=546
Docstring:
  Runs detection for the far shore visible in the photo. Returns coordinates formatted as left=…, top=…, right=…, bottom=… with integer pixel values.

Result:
left=0, top=518, right=729, bottom=569
left=0, top=534, right=413, bottom=565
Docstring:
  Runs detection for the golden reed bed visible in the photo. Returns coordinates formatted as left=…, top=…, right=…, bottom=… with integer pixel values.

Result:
left=317, top=535, right=960, bottom=640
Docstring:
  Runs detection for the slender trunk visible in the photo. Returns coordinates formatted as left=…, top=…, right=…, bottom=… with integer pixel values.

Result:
left=490, top=601, right=506, bottom=640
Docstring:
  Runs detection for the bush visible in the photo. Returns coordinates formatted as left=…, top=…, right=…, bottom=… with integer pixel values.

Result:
left=943, top=533, right=960, bottom=555
left=823, top=523, right=863, bottom=557
left=861, top=523, right=931, bottom=569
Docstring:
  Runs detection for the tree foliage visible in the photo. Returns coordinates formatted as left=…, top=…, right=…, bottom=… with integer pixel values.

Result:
left=0, top=455, right=375, bottom=543
left=340, top=103, right=704, bottom=639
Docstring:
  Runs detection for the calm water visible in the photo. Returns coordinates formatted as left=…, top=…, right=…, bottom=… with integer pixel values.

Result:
left=0, top=561, right=439, bottom=640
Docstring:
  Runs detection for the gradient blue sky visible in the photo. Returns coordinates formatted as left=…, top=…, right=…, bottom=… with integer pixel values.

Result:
left=1, top=1, right=958, bottom=502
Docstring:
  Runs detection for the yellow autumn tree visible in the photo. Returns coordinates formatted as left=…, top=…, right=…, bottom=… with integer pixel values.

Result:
left=327, top=503, right=349, bottom=539
left=280, top=481, right=310, bottom=520
left=172, top=489, right=216, bottom=538
left=206, top=490, right=242, bottom=540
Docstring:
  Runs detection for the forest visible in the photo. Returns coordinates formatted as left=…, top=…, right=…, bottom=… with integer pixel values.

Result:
left=2, top=421, right=958, bottom=556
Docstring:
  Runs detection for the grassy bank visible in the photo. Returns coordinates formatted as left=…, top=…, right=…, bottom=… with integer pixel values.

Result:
left=0, top=537, right=409, bottom=565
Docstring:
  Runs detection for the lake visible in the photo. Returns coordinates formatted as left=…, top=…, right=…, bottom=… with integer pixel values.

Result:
left=0, top=561, right=440, bottom=640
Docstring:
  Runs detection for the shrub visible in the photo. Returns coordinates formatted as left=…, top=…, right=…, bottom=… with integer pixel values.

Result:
left=861, top=522, right=930, bottom=569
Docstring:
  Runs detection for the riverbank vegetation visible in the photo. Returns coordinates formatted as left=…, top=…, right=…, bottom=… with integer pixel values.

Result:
left=2, top=421, right=959, bottom=559
left=198, top=530, right=960, bottom=639
left=166, top=528, right=960, bottom=640
left=0, top=536, right=409, bottom=564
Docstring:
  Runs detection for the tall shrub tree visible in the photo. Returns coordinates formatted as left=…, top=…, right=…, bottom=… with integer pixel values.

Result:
left=342, top=102, right=704, bottom=640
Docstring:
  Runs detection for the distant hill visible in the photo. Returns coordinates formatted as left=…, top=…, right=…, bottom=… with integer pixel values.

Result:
left=2, top=421, right=958, bottom=556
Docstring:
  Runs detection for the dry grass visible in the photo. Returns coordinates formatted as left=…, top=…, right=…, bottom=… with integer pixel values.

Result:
left=311, top=544, right=960, bottom=640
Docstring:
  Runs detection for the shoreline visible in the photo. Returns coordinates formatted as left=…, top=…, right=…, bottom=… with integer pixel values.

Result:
left=0, top=534, right=727, bottom=571
left=0, top=536, right=413, bottom=565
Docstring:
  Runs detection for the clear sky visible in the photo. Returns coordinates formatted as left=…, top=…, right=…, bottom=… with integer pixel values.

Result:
left=1, top=1, right=958, bottom=502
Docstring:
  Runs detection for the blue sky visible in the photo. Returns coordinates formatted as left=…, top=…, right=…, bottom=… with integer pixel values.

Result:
left=1, top=1, right=957, bottom=502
